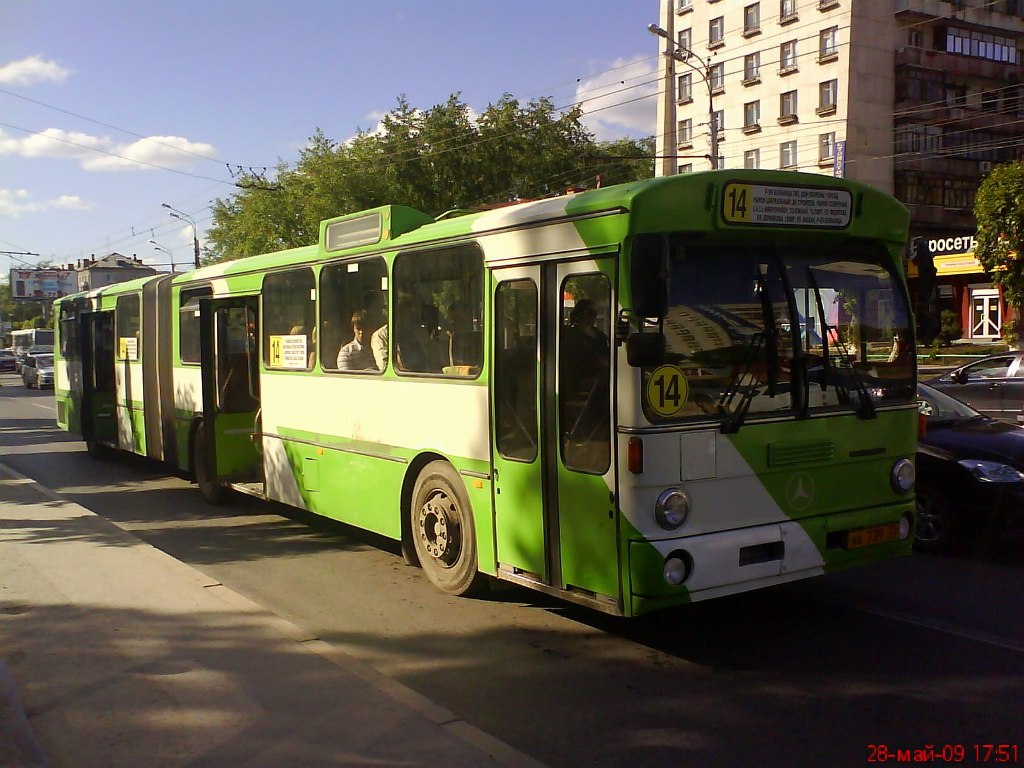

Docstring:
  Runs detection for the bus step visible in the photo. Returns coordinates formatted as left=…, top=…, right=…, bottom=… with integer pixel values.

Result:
left=229, top=481, right=266, bottom=499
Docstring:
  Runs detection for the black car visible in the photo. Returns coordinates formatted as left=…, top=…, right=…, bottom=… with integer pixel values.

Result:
left=915, top=383, right=1024, bottom=553
left=922, top=351, right=1024, bottom=423
left=0, top=349, right=15, bottom=372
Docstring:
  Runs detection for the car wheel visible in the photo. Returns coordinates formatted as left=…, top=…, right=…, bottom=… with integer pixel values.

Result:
left=914, top=482, right=961, bottom=554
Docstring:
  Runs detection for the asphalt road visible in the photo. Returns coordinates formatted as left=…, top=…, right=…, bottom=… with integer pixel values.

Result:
left=2, top=373, right=1023, bottom=768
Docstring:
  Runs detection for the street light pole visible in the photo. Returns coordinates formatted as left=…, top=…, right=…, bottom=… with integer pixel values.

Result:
left=161, top=203, right=200, bottom=269
left=149, top=240, right=177, bottom=274
left=648, top=23, right=720, bottom=171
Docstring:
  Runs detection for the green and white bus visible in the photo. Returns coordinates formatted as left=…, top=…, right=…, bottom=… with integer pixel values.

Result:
left=54, top=170, right=918, bottom=616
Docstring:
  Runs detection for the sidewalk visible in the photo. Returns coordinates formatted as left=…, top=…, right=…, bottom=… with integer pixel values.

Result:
left=0, top=461, right=546, bottom=768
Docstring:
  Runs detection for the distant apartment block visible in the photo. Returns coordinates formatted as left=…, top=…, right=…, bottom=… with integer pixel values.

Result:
left=654, top=0, right=1024, bottom=341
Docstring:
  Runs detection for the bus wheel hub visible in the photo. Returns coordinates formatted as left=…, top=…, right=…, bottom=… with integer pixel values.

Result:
left=418, top=492, right=459, bottom=565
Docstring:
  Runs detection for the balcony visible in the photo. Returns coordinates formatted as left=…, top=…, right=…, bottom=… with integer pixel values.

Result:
left=895, top=46, right=1023, bottom=81
left=895, top=0, right=1024, bottom=31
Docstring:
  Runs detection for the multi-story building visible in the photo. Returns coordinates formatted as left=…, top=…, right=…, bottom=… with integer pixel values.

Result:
left=653, top=0, right=1024, bottom=342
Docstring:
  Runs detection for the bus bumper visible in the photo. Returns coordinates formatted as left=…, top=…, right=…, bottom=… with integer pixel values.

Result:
left=627, top=501, right=915, bottom=616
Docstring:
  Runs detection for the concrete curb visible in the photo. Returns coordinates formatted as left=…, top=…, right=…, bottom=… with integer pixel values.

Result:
left=0, top=661, right=48, bottom=768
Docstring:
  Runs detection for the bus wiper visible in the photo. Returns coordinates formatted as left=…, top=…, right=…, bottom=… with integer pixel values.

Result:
left=806, top=269, right=876, bottom=420
left=718, top=331, right=765, bottom=434
left=755, top=270, right=779, bottom=399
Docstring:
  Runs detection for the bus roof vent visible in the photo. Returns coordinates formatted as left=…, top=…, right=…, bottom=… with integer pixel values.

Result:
left=321, top=205, right=434, bottom=253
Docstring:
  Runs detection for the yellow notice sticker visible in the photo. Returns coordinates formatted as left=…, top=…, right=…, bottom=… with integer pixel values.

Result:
left=646, top=365, right=688, bottom=417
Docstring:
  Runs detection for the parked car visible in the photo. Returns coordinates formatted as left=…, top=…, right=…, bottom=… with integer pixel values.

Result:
left=21, top=352, right=54, bottom=389
left=0, top=349, right=15, bottom=373
left=915, top=383, right=1024, bottom=553
left=922, top=351, right=1024, bottom=423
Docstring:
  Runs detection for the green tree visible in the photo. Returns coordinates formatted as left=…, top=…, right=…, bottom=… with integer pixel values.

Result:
left=974, top=160, right=1024, bottom=346
left=206, top=93, right=653, bottom=263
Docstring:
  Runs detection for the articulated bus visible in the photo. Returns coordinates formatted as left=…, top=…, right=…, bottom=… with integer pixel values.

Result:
left=54, top=170, right=917, bottom=616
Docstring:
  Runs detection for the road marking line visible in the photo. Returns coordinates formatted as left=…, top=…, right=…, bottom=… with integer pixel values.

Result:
left=843, top=601, right=1024, bottom=653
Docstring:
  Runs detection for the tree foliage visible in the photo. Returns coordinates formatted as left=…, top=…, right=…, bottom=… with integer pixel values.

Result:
left=206, top=93, right=653, bottom=262
left=974, top=160, right=1024, bottom=341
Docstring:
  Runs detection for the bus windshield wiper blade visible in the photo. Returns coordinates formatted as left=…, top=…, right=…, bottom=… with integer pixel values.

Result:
left=806, top=269, right=876, bottom=420
left=718, top=332, right=765, bottom=434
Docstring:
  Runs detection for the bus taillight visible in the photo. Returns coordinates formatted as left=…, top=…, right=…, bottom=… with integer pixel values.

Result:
left=627, top=437, right=643, bottom=474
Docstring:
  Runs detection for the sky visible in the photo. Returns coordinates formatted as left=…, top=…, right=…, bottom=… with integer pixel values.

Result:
left=0, top=0, right=660, bottom=274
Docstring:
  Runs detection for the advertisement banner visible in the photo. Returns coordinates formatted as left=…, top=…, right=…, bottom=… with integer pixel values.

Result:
left=8, top=269, right=78, bottom=301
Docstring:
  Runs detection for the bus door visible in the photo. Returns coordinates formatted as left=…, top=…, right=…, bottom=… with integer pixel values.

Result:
left=81, top=311, right=116, bottom=448
left=491, top=259, right=618, bottom=603
left=199, top=297, right=262, bottom=484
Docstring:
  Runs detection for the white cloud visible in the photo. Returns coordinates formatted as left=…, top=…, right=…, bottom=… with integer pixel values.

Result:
left=576, top=55, right=658, bottom=141
left=0, top=55, right=72, bottom=86
left=0, top=189, right=94, bottom=217
left=0, top=128, right=216, bottom=172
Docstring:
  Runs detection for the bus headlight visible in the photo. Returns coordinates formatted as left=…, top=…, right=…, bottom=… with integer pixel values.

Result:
left=891, top=458, right=915, bottom=493
left=654, top=488, right=690, bottom=531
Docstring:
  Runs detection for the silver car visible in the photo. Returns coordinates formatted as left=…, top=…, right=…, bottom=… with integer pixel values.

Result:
left=21, top=353, right=54, bottom=389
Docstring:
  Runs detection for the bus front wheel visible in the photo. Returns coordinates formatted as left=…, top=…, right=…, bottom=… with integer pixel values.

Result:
left=410, top=461, right=486, bottom=596
left=193, top=422, right=226, bottom=505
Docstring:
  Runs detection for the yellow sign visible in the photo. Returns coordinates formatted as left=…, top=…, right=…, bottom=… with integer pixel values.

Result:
left=118, top=336, right=138, bottom=361
left=722, top=182, right=851, bottom=228
left=268, top=334, right=308, bottom=369
left=646, top=365, right=688, bottom=417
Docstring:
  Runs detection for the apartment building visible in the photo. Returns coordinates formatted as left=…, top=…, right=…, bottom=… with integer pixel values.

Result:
left=653, top=0, right=1024, bottom=342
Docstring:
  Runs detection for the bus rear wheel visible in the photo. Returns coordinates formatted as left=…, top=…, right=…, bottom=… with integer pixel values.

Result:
left=193, top=422, right=226, bottom=505
left=410, top=461, right=485, bottom=596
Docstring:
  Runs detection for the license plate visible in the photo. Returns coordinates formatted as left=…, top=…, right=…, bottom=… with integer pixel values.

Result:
left=846, top=522, right=900, bottom=549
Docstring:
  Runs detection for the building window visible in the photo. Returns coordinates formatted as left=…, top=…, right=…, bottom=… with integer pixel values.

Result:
left=677, top=72, right=693, bottom=103
left=981, top=89, right=1000, bottom=113
left=817, top=79, right=838, bottom=115
left=678, top=163, right=693, bottom=174
left=819, top=26, right=839, bottom=61
left=908, top=29, right=923, bottom=48
left=744, top=3, right=761, bottom=35
left=779, top=90, right=798, bottom=124
left=743, top=100, right=761, bottom=132
left=780, top=40, right=798, bottom=73
left=744, top=148, right=760, bottom=169
left=895, top=124, right=942, bottom=155
left=944, top=179, right=975, bottom=210
left=712, top=109, right=725, bottom=137
left=894, top=173, right=944, bottom=206
left=945, top=27, right=1019, bottom=64
left=819, top=132, right=836, bottom=162
left=743, top=51, right=761, bottom=83
left=896, top=68, right=943, bottom=103
left=678, top=27, right=692, bottom=54
left=780, top=0, right=798, bottom=23
left=780, top=140, right=798, bottom=168
left=709, top=16, right=725, bottom=48
left=677, top=0, right=692, bottom=12
left=818, top=0, right=839, bottom=9
left=710, top=62, right=725, bottom=93
left=678, top=118, right=693, bottom=146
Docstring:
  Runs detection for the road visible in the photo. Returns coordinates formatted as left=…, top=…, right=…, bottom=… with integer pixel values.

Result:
left=2, top=373, right=1023, bottom=768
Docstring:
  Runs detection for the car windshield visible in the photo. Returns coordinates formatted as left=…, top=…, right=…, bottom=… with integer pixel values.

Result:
left=642, top=238, right=915, bottom=427
left=917, top=384, right=980, bottom=421
left=35, top=355, right=54, bottom=367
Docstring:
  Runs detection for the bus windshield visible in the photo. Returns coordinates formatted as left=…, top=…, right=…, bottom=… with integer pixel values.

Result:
left=646, top=239, right=915, bottom=425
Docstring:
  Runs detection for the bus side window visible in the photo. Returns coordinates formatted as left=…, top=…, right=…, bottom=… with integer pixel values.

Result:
left=319, top=257, right=388, bottom=374
left=393, top=244, right=483, bottom=377
left=263, top=268, right=316, bottom=371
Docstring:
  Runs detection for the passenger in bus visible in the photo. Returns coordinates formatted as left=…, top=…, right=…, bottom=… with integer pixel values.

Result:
left=445, top=301, right=481, bottom=370
left=363, top=290, right=388, bottom=371
left=394, top=294, right=431, bottom=372
left=336, top=311, right=376, bottom=371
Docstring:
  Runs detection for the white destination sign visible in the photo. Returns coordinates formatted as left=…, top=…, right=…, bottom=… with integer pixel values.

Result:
left=723, top=183, right=852, bottom=229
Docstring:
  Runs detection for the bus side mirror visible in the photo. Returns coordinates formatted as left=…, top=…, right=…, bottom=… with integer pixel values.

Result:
left=627, top=332, right=666, bottom=368
left=630, top=234, right=669, bottom=319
